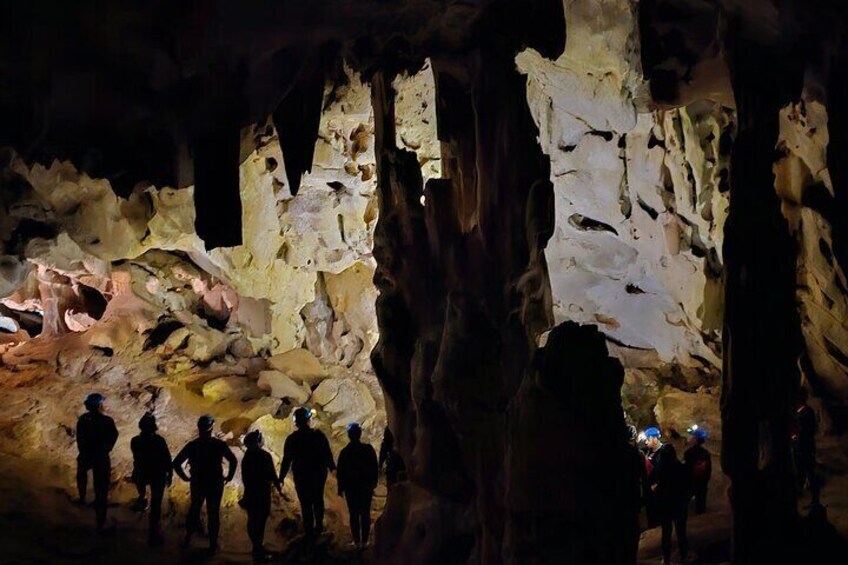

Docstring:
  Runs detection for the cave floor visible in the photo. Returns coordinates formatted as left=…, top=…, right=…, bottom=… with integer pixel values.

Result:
left=0, top=451, right=383, bottom=564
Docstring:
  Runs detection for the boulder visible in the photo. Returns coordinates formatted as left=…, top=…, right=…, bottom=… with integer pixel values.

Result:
left=267, top=348, right=327, bottom=384
left=257, top=370, right=310, bottom=404
left=312, top=377, right=376, bottom=427
left=654, top=387, right=721, bottom=440
left=202, top=376, right=262, bottom=402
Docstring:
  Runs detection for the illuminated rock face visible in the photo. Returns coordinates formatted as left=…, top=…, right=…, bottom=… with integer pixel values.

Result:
left=2, top=0, right=848, bottom=562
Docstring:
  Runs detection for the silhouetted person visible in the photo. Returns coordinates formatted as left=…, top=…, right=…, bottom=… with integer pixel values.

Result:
left=131, top=412, right=173, bottom=545
left=173, top=415, right=237, bottom=552
left=280, top=407, right=335, bottom=537
left=241, top=430, right=281, bottom=562
left=337, top=423, right=378, bottom=549
left=76, top=393, right=118, bottom=532
left=684, top=426, right=711, bottom=514
left=625, top=425, right=649, bottom=558
left=793, top=388, right=819, bottom=503
left=378, top=427, right=406, bottom=487
left=646, top=427, right=689, bottom=565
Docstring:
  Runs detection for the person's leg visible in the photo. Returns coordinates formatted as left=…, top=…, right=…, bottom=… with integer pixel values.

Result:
left=149, top=481, right=164, bottom=542
left=92, top=460, right=111, bottom=530
left=696, top=482, right=707, bottom=514
left=247, top=508, right=260, bottom=552
left=76, top=459, right=88, bottom=502
left=660, top=517, right=672, bottom=564
left=185, top=483, right=204, bottom=543
left=313, top=479, right=326, bottom=535
left=676, top=508, right=689, bottom=562
left=207, top=482, right=223, bottom=549
left=345, top=494, right=361, bottom=545
left=296, top=484, right=315, bottom=536
left=254, top=503, right=270, bottom=554
left=361, top=491, right=373, bottom=545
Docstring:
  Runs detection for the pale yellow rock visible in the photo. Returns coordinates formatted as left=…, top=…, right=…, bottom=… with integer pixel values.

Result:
left=654, top=388, right=721, bottom=441
left=257, top=370, right=310, bottom=404
left=202, top=376, right=262, bottom=403
left=267, top=348, right=327, bottom=383
left=312, top=377, right=377, bottom=428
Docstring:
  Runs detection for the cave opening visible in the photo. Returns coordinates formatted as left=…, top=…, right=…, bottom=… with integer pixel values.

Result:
left=1, top=1, right=848, bottom=564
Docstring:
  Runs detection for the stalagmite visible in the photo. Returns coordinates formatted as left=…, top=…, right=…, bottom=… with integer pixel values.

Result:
left=720, top=20, right=805, bottom=564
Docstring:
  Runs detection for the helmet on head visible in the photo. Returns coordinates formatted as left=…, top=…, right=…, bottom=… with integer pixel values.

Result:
left=644, top=427, right=661, bottom=439
left=197, top=414, right=215, bottom=432
left=687, top=425, right=708, bottom=442
left=292, top=407, right=312, bottom=424
left=244, top=430, right=263, bottom=448
left=84, top=393, right=105, bottom=410
left=347, top=422, right=362, bottom=439
left=139, top=412, right=157, bottom=432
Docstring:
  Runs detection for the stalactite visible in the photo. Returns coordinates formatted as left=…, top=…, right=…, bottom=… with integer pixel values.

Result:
left=273, top=60, right=326, bottom=196
left=720, top=21, right=805, bottom=564
left=192, top=122, right=242, bottom=249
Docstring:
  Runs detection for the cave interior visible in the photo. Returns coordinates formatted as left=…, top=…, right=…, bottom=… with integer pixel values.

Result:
left=2, top=0, right=848, bottom=563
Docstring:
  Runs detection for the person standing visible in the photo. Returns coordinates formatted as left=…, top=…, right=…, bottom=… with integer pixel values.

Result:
left=130, top=412, right=173, bottom=545
left=645, top=427, right=689, bottom=565
left=378, top=427, right=406, bottom=487
left=241, top=430, right=281, bottom=562
left=793, top=388, right=819, bottom=503
left=280, top=407, right=336, bottom=538
left=173, top=415, right=238, bottom=553
left=76, top=392, right=119, bottom=532
left=684, top=425, right=712, bottom=514
left=337, top=423, right=378, bottom=549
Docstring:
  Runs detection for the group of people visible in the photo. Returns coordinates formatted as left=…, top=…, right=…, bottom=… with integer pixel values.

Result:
left=75, top=394, right=405, bottom=561
left=629, top=390, right=820, bottom=565
left=628, top=424, right=712, bottom=564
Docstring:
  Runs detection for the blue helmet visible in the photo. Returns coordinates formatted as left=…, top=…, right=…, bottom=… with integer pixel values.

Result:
left=347, top=422, right=363, bottom=440
left=644, top=427, right=661, bottom=439
left=687, top=425, right=708, bottom=442
left=197, top=414, right=215, bottom=431
left=84, top=393, right=104, bottom=409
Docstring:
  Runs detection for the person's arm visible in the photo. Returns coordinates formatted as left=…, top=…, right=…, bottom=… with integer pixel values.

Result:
left=280, top=436, right=293, bottom=480
left=223, top=443, right=238, bottom=483
left=706, top=451, right=713, bottom=481
left=160, top=438, right=174, bottom=485
left=336, top=450, right=346, bottom=496
left=173, top=444, right=191, bottom=482
left=368, top=446, right=379, bottom=491
left=266, top=452, right=282, bottom=493
left=323, top=434, right=336, bottom=472
left=106, top=417, right=119, bottom=452
left=76, top=418, right=86, bottom=454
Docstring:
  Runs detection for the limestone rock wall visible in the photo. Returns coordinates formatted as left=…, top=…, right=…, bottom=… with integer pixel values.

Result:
left=521, top=0, right=728, bottom=432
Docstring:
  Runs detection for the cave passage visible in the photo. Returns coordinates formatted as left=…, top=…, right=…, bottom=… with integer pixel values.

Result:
left=1, top=1, right=848, bottom=564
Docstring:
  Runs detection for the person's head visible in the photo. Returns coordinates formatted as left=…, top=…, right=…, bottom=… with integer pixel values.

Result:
left=644, top=427, right=662, bottom=450
left=293, top=407, right=312, bottom=430
left=244, top=430, right=263, bottom=450
left=197, top=414, right=214, bottom=436
left=687, top=425, right=707, bottom=445
left=347, top=423, right=362, bottom=443
left=84, top=393, right=105, bottom=413
left=139, top=412, right=157, bottom=433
